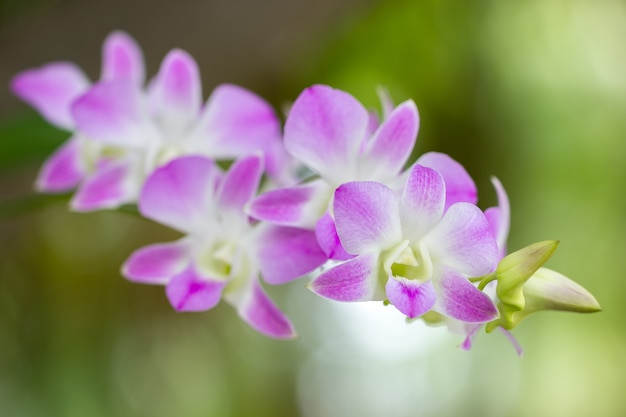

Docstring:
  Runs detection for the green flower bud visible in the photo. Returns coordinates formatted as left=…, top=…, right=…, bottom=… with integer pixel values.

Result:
left=486, top=242, right=601, bottom=332
left=494, top=240, right=559, bottom=327
left=519, top=267, right=601, bottom=316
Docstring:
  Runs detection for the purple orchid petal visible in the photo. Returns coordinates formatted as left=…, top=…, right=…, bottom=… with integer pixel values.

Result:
left=71, top=80, right=157, bottom=148
left=385, top=277, right=436, bottom=319
left=334, top=181, right=402, bottom=255
left=400, top=164, right=445, bottom=241
left=423, top=202, right=498, bottom=276
left=35, top=136, right=84, bottom=192
left=166, top=265, right=226, bottom=312
left=460, top=324, right=481, bottom=351
left=101, top=31, right=145, bottom=84
left=217, top=154, right=263, bottom=211
left=139, top=156, right=219, bottom=234
left=256, top=224, right=328, bottom=285
left=416, top=152, right=477, bottom=210
left=149, top=49, right=201, bottom=137
left=122, top=239, right=191, bottom=284
left=229, top=278, right=296, bottom=339
left=314, top=212, right=354, bottom=261
left=484, top=176, right=510, bottom=258
left=70, top=158, right=139, bottom=211
left=436, top=269, right=498, bottom=323
left=247, top=179, right=331, bottom=228
left=364, top=99, right=419, bottom=179
left=11, top=62, right=90, bottom=129
left=188, top=84, right=279, bottom=158
left=284, top=85, right=369, bottom=185
left=308, top=253, right=382, bottom=302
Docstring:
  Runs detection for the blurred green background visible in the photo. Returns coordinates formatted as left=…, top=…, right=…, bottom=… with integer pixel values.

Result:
left=1, top=0, right=623, bottom=416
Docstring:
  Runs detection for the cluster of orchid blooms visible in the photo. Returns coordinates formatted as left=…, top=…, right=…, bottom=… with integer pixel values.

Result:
left=11, top=31, right=601, bottom=352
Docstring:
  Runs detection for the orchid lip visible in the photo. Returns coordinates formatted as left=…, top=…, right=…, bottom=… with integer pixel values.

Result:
left=383, top=241, right=433, bottom=283
left=390, top=243, right=433, bottom=282
left=382, top=240, right=410, bottom=275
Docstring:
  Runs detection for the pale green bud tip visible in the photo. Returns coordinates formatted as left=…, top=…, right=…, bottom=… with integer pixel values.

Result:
left=522, top=267, right=601, bottom=314
left=486, top=266, right=601, bottom=333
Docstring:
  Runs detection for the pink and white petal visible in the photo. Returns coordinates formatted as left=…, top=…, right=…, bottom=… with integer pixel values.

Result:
left=484, top=207, right=500, bottom=245
left=187, top=84, right=279, bottom=158
left=227, top=278, right=296, bottom=339
left=400, top=164, right=445, bottom=241
left=70, top=157, right=139, bottom=211
left=284, top=85, right=369, bottom=185
left=334, top=181, right=402, bottom=255
left=217, top=154, right=263, bottom=211
left=424, top=202, right=498, bottom=276
left=484, top=207, right=506, bottom=263
left=484, top=176, right=510, bottom=257
left=315, top=212, right=354, bottom=261
left=36, top=136, right=85, bottom=192
left=166, top=265, right=226, bottom=312
left=247, top=179, right=332, bottom=228
left=256, top=224, right=328, bottom=285
left=71, top=80, right=157, bottom=148
left=122, top=239, right=191, bottom=284
left=308, top=253, right=383, bottom=302
left=416, top=152, right=477, bottom=210
left=101, top=31, right=145, bottom=84
left=385, top=276, right=436, bottom=319
left=139, top=156, right=219, bottom=233
left=435, top=269, right=498, bottom=323
left=364, top=99, right=419, bottom=179
left=149, top=49, right=201, bottom=135
left=11, top=62, right=90, bottom=129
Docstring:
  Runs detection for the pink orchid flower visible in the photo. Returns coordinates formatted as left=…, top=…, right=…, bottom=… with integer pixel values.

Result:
left=309, top=163, right=500, bottom=323
left=10, top=31, right=144, bottom=193
left=122, top=155, right=327, bottom=338
left=69, top=48, right=281, bottom=211
left=248, top=84, right=419, bottom=229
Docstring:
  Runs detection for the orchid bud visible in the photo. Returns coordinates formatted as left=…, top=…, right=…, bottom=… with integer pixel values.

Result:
left=487, top=241, right=601, bottom=332
left=519, top=267, right=601, bottom=315
left=493, top=240, right=559, bottom=327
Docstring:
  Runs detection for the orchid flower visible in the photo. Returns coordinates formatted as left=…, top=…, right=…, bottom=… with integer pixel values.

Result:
left=69, top=48, right=281, bottom=211
left=308, top=163, right=500, bottom=323
left=247, top=84, right=420, bottom=229
left=10, top=31, right=144, bottom=193
left=121, top=155, right=327, bottom=338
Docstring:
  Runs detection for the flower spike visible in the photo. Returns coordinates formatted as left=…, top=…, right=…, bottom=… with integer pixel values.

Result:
left=11, top=34, right=602, bottom=348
